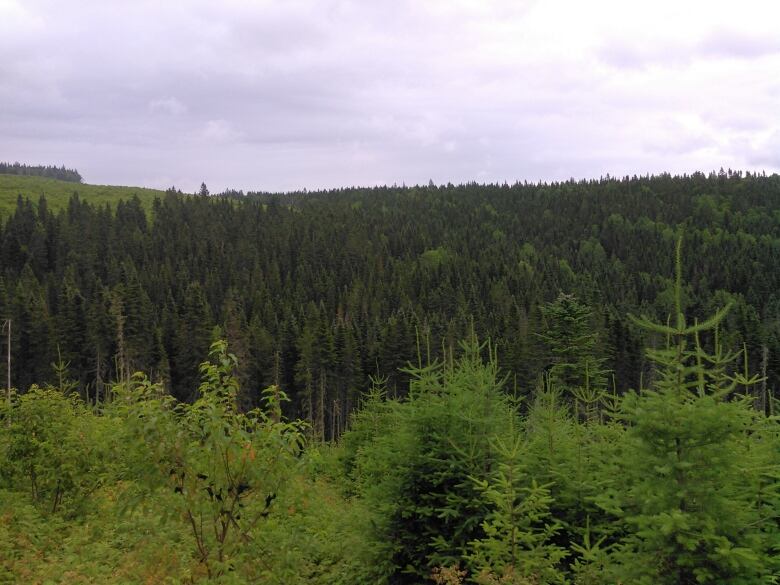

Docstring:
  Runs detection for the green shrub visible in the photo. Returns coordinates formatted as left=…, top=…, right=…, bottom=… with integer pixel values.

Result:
left=0, top=386, right=111, bottom=516
left=111, top=340, right=306, bottom=582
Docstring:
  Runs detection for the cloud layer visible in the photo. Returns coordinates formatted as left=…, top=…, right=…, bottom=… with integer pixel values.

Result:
left=1, top=0, right=779, bottom=192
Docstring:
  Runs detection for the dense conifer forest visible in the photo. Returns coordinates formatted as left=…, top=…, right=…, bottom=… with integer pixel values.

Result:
left=0, top=169, right=778, bottom=583
left=1, top=170, right=779, bottom=433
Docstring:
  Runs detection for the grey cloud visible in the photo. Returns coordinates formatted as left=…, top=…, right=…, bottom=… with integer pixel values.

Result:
left=598, top=29, right=780, bottom=71
left=597, top=43, right=690, bottom=70
left=745, top=130, right=780, bottom=167
left=698, top=30, right=780, bottom=59
left=148, top=97, right=187, bottom=116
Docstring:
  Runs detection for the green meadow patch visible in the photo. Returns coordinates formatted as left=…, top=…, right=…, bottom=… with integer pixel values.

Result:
left=0, top=174, right=166, bottom=217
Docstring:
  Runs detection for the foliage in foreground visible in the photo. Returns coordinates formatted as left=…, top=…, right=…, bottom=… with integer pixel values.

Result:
left=0, top=342, right=379, bottom=584
left=0, top=247, right=778, bottom=583
left=338, top=240, right=780, bottom=584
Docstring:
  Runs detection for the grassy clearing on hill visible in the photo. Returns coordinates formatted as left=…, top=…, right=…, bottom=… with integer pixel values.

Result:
left=0, top=174, right=166, bottom=217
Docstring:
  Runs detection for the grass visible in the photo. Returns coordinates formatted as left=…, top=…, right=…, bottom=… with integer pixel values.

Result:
left=0, top=174, right=166, bottom=217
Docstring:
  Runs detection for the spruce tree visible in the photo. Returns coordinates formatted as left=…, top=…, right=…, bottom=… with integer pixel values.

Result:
left=467, top=433, right=567, bottom=585
left=539, top=293, right=609, bottom=421
left=612, top=236, right=778, bottom=584
left=342, top=336, right=514, bottom=583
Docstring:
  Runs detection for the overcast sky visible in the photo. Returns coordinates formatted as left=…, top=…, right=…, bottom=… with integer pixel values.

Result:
left=1, top=0, right=779, bottom=192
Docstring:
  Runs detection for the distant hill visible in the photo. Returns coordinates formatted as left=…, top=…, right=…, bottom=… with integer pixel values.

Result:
left=0, top=161, right=83, bottom=182
left=0, top=174, right=166, bottom=216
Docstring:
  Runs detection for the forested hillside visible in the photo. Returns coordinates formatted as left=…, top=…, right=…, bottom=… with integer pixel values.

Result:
left=1, top=268, right=778, bottom=583
left=1, top=170, right=779, bottom=583
left=0, top=170, right=779, bottom=438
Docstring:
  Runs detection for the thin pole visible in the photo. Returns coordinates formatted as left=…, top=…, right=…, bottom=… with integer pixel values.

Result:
left=6, top=319, right=10, bottom=401
left=3, top=319, right=9, bottom=410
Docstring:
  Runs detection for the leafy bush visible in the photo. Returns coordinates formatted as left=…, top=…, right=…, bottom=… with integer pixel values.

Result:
left=111, top=340, right=306, bottom=581
left=0, top=386, right=112, bottom=516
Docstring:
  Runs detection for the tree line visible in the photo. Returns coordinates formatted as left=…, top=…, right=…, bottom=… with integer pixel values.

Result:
left=0, top=162, right=83, bottom=183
